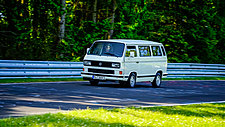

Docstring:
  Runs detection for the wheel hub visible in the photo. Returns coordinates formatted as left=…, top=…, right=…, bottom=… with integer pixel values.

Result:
left=156, top=75, right=161, bottom=86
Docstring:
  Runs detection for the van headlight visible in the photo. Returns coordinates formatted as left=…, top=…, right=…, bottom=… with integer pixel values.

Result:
left=112, top=63, right=120, bottom=68
left=84, top=61, right=91, bottom=66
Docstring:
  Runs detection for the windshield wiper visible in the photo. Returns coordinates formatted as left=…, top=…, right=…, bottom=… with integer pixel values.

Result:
left=104, top=52, right=119, bottom=57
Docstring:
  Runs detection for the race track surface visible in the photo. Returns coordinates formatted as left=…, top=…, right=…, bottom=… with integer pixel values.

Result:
left=0, top=80, right=225, bottom=118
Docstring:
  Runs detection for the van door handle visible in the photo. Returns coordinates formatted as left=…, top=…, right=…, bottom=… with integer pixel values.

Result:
left=136, top=62, right=139, bottom=63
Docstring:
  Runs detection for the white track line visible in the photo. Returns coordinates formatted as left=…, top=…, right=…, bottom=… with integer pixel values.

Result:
left=140, top=101, right=225, bottom=108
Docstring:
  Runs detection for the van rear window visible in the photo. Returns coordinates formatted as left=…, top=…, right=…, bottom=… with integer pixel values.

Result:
left=152, top=46, right=162, bottom=56
left=161, top=46, right=166, bottom=56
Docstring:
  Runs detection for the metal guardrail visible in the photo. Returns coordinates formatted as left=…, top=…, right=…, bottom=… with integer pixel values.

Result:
left=0, top=60, right=224, bottom=79
left=167, top=63, right=225, bottom=78
left=0, top=60, right=83, bottom=79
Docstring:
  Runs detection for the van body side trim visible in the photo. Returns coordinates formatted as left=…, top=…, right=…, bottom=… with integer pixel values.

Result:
left=163, top=74, right=168, bottom=76
left=137, top=75, right=155, bottom=78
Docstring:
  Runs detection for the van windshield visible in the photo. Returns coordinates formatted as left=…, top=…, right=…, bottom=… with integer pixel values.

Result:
left=88, top=42, right=125, bottom=57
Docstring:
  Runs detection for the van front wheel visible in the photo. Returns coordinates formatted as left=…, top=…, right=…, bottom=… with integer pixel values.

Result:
left=127, top=73, right=136, bottom=88
left=152, top=72, right=161, bottom=88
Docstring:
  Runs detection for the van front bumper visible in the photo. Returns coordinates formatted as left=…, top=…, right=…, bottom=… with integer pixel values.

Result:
left=81, top=72, right=127, bottom=81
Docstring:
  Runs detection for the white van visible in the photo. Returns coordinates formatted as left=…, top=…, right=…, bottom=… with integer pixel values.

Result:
left=81, top=39, right=167, bottom=88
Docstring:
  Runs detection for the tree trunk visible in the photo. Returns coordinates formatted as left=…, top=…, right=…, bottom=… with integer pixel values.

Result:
left=59, top=0, right=66, bottom=40
left=93, top=0, right=97, bottom=22
left=109, top=0, right=116, bottom=39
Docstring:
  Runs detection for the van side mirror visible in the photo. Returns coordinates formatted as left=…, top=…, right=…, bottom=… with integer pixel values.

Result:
left=130, top=52, right=135, bottom=57
left=87, top=48, right=90, bottom=53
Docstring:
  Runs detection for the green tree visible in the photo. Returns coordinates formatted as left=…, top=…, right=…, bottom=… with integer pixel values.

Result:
left=0, top=0, right=224, bottom=64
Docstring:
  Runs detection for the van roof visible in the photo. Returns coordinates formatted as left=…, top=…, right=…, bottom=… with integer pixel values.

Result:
left=96, top=39, right=162, bottom=45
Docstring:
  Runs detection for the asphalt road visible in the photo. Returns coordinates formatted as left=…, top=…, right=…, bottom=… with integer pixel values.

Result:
left=0, top=80, right=225, bottom=118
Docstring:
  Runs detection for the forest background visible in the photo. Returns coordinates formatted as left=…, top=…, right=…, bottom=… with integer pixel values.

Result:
left=0, top=0, right=225, bottom=63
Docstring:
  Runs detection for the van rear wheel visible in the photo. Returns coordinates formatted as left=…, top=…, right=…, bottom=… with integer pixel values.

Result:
left=152, top=72, right=161, bottom=88
left=89, top=80, right=99, bottom=86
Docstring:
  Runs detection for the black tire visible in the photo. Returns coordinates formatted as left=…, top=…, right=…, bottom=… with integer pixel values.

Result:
left=89, top=80, right=99, bottom=86
left=127, top=73, right=136, bottom=88
left=152, top=72, right=162, bottom=88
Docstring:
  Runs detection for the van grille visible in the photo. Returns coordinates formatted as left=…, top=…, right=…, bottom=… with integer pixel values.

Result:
left=88, top=68, right=114, bottom=74
left=91, top=61, right=112, bottom=67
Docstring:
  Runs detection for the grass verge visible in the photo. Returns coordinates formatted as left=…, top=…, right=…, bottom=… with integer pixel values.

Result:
left=0, top=103, right=224, bottom=127
left=0, top=78, right=84, bottom=83
left=0, top=77, right=225, bottom=84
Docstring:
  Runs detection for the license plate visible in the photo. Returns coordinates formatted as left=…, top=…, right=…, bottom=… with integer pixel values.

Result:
left=92, top=75, right=105, bottom=80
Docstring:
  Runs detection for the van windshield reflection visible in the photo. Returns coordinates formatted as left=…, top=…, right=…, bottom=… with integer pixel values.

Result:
left=88, top=42, right=125, bottom=57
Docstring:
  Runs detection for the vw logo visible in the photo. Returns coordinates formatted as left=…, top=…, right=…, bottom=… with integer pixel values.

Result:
left=99, top=62, right=102, bottom=66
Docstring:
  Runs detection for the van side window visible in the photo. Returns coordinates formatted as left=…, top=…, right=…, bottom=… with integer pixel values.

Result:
left=139, top=46, right=151, bottom=57
left=161, top=46, right=166, bottom=56
left=126, top=46, right=137, bottom=57
left=152, top=46, right=162, bottom=56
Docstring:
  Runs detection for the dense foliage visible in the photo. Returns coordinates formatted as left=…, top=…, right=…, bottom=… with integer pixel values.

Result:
left=0, top=0, right=225, bottom=63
